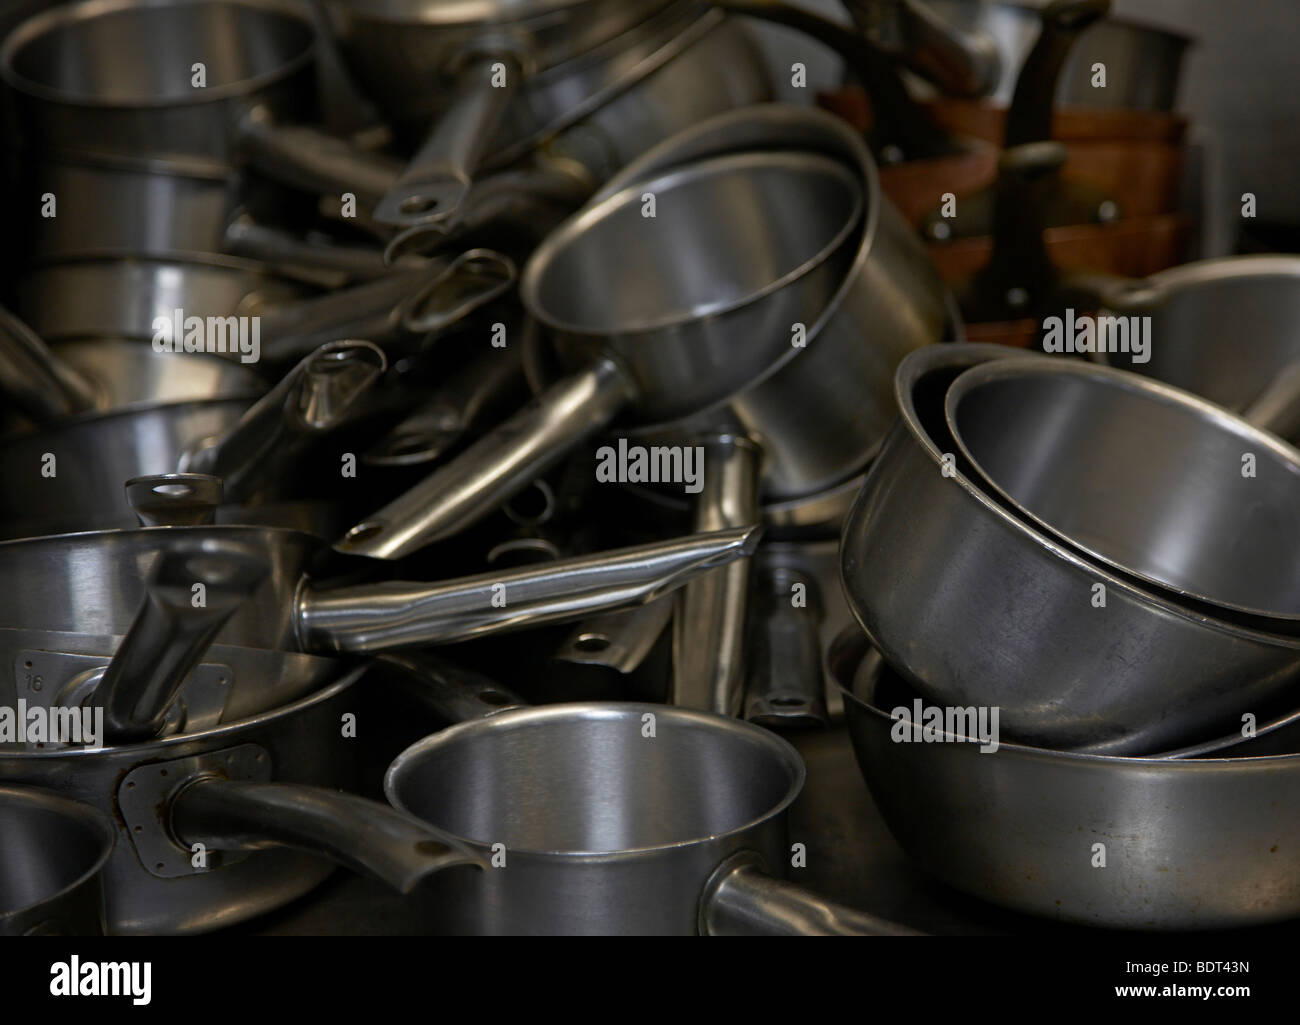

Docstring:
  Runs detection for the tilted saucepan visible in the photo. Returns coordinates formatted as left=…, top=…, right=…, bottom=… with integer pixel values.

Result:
left=14, top=250, right=515, bottom=368
left=0, top=664, right=486, bottom=934
left=1097, top=255, right=1300, bottom=445
left=840, top=343, right=1300, bottom=754
left=0, top=504, right=760, bottom=655
left=945, top=357, right=1300, bottom=634
left=380, top=652, right=917, bottom=935
left=336, top=147, right=865, bottom=559
left=831, top=628, right=1300, bottom=930
left=0, top=339, right=388, bottom=535
left=0, top=785, right=115, bottom=936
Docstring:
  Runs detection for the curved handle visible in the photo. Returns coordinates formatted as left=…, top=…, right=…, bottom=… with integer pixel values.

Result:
left=92, top=537, right=269, bottom=743
left=335, top=358, right=633, bottom=560
left=170, top=778, right=484, bottom=894
left=236, top=106, right=402, bottom=209
left=400, top=249, right=517, bottom=333
left=0, top=306, right=100, bottom=423
left=373, top=55, right=523, bottom=231
left=1242, top=362, right=1300, bottom=441
left=1005, top=0, right=1110, bottom=147
left=299, top=525, right=763, bottom=652
left=378, top=650, right=526, bottom=721
left=183, top=340, right=387, bottom=503
left=363, top=345, right=527, bottom=468
left=671, top=436, right=763, bottom=716
left=125, top=473, right=225, bottom=527
left=844, top=0, right=1003, bottom=98
left=701, top=855, right=923, bottom=936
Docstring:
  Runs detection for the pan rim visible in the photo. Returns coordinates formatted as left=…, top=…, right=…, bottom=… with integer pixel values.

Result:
left=384, top=700, right=806, bottom=861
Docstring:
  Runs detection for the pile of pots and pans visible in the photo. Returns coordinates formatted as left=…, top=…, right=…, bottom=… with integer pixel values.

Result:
left=0, top=0, right=1296, bottom=939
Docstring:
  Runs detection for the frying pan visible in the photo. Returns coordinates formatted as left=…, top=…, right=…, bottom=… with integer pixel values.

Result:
left=945, top=357, right=1300, bottom=632
left=381, top=652, right=917, bottom=935
left=335, top=147, right=865, bottom=559
left=0, top=665, right=485, bottom=934
left=0, top=785, right=115, bottom=936
left=839, top=342, right=1300, bottom=754
left=833, top=628, right=1300, bottom=930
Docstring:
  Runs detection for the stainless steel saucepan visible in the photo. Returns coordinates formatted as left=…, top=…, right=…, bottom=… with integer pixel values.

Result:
left=832, top=628, right=1300, bottom=930
left=945, top=357, right=1300, bottom=632
left=336, top=147, right=865, bottom=560
left=0, top=664, right=486, bottom=934
left=381, top=652, right=917, bottom=935
left=840, top=343, right=1300, bottom=754
left=0, top=785, right=115, bottom=936
left=0, top=340, right=387, bottom=533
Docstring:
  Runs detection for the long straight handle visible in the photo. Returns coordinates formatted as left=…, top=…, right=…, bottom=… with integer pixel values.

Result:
left=671, top=436, right=762, bottom=716
left=170, top=778, right=484, bottom=894
left=744, top=562, right=829, bottom=728
left=702, top=856, right=923, bottom=936
left=236, top=108, right=402, bottom=209
left=336, top=358, right=634, bottom=560
left=93, top=539, right=269, bottom=743
left=182, top=340, right=387, bottom=503
left=299, top=525, right=762, bottom=652
left=373, top=55, right=523, bottom=231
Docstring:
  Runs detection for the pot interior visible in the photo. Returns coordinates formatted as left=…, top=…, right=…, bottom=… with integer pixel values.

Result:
left=389, top=705, right=801, bottom=855
left=0, top=792, right=110, bottom=916
left=6, top=0, right=313, bottom=104
left=525, top=152, right=861, bottom=333
left=948, top=363, right=1300, bottom=618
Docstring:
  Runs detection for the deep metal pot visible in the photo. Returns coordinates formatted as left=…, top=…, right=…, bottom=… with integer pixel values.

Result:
left=839, top=343, right=1300, bottom=754
left=0, top=785, right=115, bottom=936
left=382, top=654, right=914, bottom=935
left=833, top=628, right=1300, bottom=930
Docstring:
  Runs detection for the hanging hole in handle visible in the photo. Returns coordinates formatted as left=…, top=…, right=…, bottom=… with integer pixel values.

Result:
left=769, top=696, right=810, bottom=710
left=573, top=633, right=611, bottom=653
left=477, top=689, right=514, bottom=707
left=400, top=195, right=440, bottom=216
left=502, top=479, right=554, bottom=527
left=343, top=522, right=385, bottom=546
left=152, top=483, right=195, bottom=498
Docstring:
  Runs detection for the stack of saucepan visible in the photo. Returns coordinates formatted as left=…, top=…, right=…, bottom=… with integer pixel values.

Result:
left=0, top=0, right=1296, bottom=938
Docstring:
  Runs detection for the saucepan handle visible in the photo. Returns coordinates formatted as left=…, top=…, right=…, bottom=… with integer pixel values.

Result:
left=1242, top=362, right=1300, bottom=441
left=0, top=306, right=100, bottom=423
left=700, top=854, right=923, bottom=936
left=378, top=650, right=527, bottom=721
left=170, top=778, right=484, bottom=894
left=335, top=358, right=634, bottom=560
left=299, top=525, right=763, bottom=651
left=236, top=107, right=402, bottom=210
left=372, top=54, right=523, bottom=232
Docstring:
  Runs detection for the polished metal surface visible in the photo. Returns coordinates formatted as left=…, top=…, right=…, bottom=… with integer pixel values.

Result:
left=386, top=698, right=896, bottom=934
left=836, top=630, right=1300, bottom=929
left=0, top=785, right=114, bottom=936
left=0, top=521, right=759, bottom=653
left=946, top=357, right=1300, bottom=626
left=671, top=435, right=761, bottom=716
left=839, top=343, right=1300, bottom=754
left=1100, top=256, right=1300, bottom=446
left=0, top=668, right=481, bottom=934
